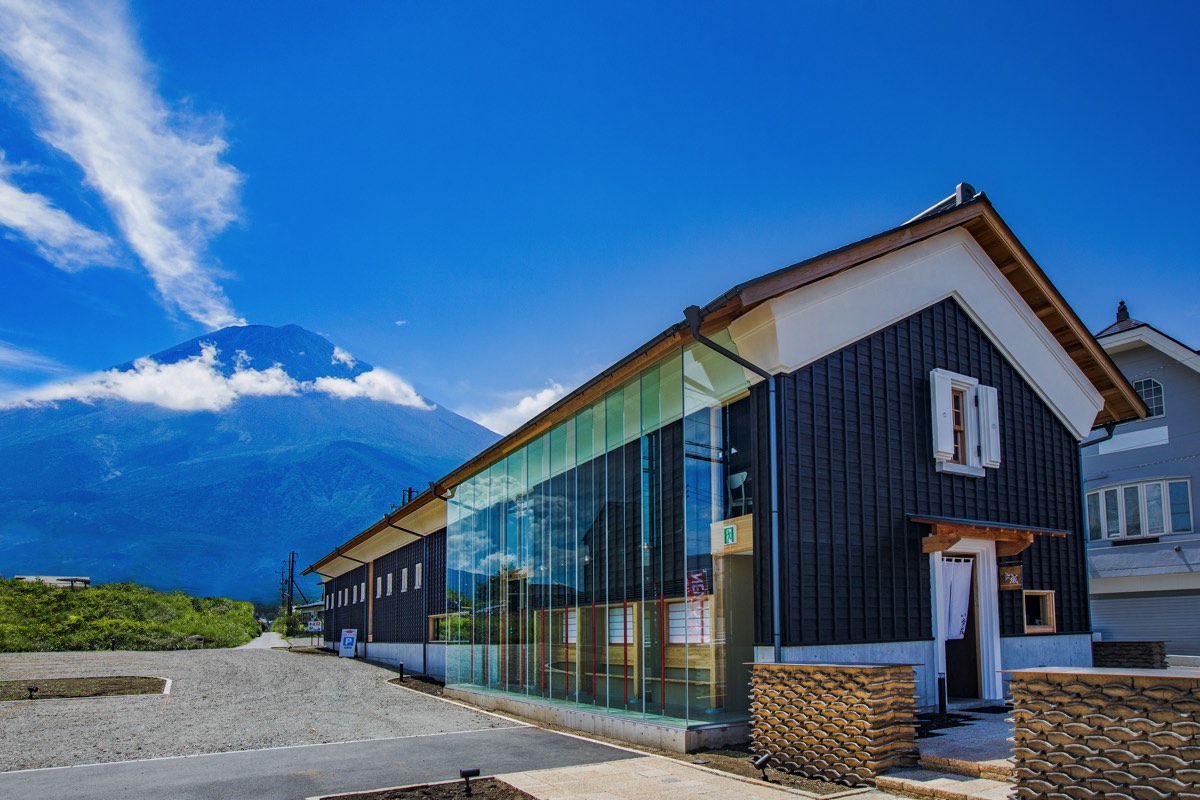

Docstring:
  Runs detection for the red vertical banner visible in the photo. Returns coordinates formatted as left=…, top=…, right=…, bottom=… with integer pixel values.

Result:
left=686, top=570, right=707, bottom=598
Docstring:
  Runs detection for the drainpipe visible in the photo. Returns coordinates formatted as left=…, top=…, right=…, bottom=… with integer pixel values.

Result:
left=385, top=512, right=430, bottom=676
left=684, top=305, right=784, bottom=665
left=1077, top=421, right=1116, bottom=655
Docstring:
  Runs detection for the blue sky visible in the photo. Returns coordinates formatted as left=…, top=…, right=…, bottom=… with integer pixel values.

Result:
left=0, top=1, right=1197, bottom=432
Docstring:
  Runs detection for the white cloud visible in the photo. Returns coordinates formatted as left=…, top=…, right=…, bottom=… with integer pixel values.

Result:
left=1, top=341, right=435, bottom=413
left=0, top=339, right=67, bottom=373
left=331, top=346, right=357, bottom=368
left=1, top=342, right=298, bottom=412
left=0, top=0, right=244, bottom=328
left=469, top=382, right=569, bottom=435
left=313, top=369, right=432, bottom=409
left=0, top=153, right=116, bottom=269
left=394, top=320, right=408, bottom=327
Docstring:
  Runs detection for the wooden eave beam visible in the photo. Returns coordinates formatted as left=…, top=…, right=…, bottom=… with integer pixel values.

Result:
left=918, top=519, right=1064, bottom=555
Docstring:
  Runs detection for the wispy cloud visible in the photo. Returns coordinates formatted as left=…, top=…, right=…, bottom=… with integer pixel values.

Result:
left=0, top=153, right=117, bottom=269
left=468, top=381, right=569, bottom=435
left=0, top=339, right=67, bottom=373
left=313, top=370, right=431, bottom=409
left=0, top=0, right=244, bottom=328
left=1, top=342, right=433, bottom=412
left=394, top=320, right=408, bottom=327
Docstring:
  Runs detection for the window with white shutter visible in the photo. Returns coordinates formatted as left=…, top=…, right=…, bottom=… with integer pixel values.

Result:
left=414, top=562, right=423, bottom=589
left=930, top=368, right=1001, bottom=477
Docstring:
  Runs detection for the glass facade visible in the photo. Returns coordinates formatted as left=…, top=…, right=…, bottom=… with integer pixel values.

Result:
left=443, top=336, right=758, bottom=725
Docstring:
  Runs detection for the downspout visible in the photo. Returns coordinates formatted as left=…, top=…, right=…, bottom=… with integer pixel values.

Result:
left=684, top=305, right=784, bottom=665
left=385, top=512, right=431, bottom=676
left=1077, top=421, right=1117, bottom=651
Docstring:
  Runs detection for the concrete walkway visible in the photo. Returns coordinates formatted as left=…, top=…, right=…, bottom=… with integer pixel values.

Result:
left=236, top=631, right=290, bottom=648
left=501, top=756, right=895, bottom=800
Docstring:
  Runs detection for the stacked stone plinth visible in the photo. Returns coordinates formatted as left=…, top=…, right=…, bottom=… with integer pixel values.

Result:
left=749, top=663, right=918, bottom=786
left=1010, top=668, right=1200, bottom=800
left=1092, top=641, right=1168, bottom=670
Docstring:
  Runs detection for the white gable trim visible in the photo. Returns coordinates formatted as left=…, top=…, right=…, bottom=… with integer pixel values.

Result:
left=1099, top=326, right=1200, bottom=376
left=727, top=229, right=1105, bottom=439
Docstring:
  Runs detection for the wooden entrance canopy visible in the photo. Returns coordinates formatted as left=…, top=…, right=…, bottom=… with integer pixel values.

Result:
left=910, top=514, right=1069, bottom=558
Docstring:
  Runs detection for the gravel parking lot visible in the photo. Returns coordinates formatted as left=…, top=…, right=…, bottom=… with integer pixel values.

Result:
left=0, top=646, right=518, bottom=771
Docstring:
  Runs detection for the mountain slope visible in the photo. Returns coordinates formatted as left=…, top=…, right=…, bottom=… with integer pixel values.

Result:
left=0, top=325, right=497, bottom=602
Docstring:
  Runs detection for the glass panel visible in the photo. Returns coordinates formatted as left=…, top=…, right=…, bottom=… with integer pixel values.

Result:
left=1169, top=481, right=1192, bottom=532
left=1104, top=489, right=1121, bottom=537
left=1086, top=493, right=1103, bottom=541
left=1124, top=486, right=1142, bottom=537
left=1145, top=483, right=1165, bottom=535
left=444, top=341, right=752, bottom=728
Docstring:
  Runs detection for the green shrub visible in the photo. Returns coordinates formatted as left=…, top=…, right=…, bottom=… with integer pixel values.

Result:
left=0, top=578, right=259, bottom=652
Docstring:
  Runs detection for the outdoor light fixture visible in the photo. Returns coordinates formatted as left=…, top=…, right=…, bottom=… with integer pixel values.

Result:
left=752, top=753, right=772, bottom=782
left=459, top=768, right=480, bottom=796
left=26, top=685, right=37, bottom=700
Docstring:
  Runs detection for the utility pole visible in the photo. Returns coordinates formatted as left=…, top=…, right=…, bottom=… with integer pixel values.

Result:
left=278, top=563, right=287, bottom=613
left=286, top=551, right=296, bottom=616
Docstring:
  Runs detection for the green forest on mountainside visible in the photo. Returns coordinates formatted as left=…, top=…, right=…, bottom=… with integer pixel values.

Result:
left=0, top=578, right=260, bottom=652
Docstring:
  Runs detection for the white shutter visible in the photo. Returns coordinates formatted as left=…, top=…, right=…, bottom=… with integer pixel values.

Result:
left=978, top=385, right=1001, bottom=468
left=930, top=369, right=955, bottom=461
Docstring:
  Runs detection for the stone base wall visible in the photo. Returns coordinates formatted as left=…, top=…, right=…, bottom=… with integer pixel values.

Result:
left=1010, top=667, right=1200, bottom=799
left=1092, top=640, right=1167, bottom=669
left=749, top=663, right=918, bottom=786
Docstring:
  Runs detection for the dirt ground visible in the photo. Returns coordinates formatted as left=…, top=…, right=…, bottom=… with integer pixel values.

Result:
left=0, top=676, right=164, bottom=702
left=332, top=777, right=533, bottom=800
left=388, top=674, right=843, bottom=796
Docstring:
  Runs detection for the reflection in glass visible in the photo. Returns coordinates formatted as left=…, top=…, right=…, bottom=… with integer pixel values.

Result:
left=444, top=341, right=755, bottom=726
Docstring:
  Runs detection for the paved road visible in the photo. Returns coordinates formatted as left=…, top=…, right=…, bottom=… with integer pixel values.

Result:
left=0, top=726, right=638, bottom=800
left=236, top=631, right=291, bottom=649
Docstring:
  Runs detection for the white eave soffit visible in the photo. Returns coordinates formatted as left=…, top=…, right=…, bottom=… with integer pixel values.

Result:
left=726, top=229, right=1105, bottom=440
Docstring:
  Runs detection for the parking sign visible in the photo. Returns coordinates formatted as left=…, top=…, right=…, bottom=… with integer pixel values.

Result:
left=339, top=628, right=358, bottom=658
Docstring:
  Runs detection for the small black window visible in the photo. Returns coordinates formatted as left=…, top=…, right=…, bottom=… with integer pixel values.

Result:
left=1133, top=378, right=1164, bottom=418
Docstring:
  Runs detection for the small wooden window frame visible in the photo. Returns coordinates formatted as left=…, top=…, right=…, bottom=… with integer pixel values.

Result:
left=1023, top=590, right=1056, bottom=634
left=951, top=387, right=967, bottom=464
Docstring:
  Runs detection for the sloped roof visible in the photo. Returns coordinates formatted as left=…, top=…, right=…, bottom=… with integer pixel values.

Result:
left=305, top=186, right=1145, bottom=576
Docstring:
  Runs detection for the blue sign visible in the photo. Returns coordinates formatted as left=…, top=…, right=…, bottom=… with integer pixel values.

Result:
left=339, top=628, right=358, bottom=658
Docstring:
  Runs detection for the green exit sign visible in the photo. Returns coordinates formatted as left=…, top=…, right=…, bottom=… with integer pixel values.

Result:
left=723, top=524, right=737, bottom=545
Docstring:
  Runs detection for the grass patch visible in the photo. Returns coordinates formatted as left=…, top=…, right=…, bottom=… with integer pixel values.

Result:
left=0, top=676, right=166, bottom=702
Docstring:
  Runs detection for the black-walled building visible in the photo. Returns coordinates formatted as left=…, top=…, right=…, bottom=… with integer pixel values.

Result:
left=307, top=185, right=1144, bottom=747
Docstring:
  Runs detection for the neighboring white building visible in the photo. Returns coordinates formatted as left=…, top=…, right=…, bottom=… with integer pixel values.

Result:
left=1083, top=301, right=1200, bottom=654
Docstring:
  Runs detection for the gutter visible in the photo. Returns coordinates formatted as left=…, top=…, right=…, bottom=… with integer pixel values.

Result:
left=683, top=305, right=784, bottom=665
left=1079, top=422, right=1117, bottom=449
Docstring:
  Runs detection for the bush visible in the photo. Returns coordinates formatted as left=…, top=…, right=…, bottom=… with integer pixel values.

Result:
left=0, top=578, right=260, bottom=652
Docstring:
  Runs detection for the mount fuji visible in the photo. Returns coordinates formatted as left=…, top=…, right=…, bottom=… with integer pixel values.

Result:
left=0, top=325, right=498, bottom=602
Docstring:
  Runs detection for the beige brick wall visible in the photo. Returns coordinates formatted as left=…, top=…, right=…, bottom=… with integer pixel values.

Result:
left=749, top=662, right=918, bottom=786
left=1010, top=668, right=1200, bottom=799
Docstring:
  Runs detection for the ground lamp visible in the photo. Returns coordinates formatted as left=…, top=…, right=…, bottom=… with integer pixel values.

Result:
left=459, top=768, right=480, bottom=796
left=752, top=753, right=772, bottom=782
